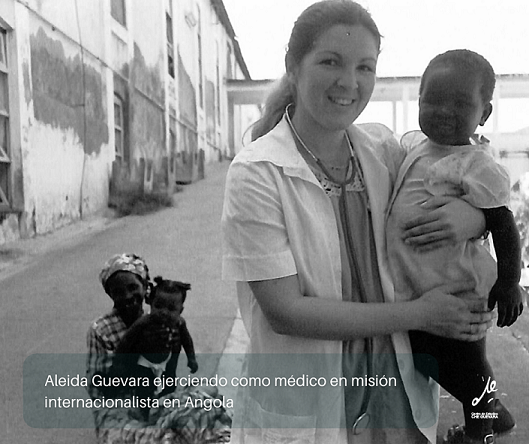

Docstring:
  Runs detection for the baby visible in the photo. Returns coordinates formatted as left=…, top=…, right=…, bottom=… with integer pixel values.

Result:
left=102, top=311, right=184, bottom=422
left=386, top=49, right=522, bottom=444
left=146, top=276, right=198, bottom=377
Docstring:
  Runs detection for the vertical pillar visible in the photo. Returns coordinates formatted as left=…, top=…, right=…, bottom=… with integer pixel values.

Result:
left=392, top=100, right=397, bottom=134
left=228, top=97, right=235, bottom=158
left=402, top=86, right=409, bottom=135
left=492, top=87, right=500, bottom=138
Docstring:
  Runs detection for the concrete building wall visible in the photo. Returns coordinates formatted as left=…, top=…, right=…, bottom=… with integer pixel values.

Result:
left=0, top=0, right=23, bottom=243
left=173, top=0, right=255, bottom=182
left=174, top=0, right=200, bottom=183
left=0, top=0, right=257, bottom=244
left=129, top=2, right=166, bottom=192
left=0, top=0, right=111, bottom=241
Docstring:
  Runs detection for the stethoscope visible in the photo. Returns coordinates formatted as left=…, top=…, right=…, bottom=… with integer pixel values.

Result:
left=336, top=154, right=374, bottom=436
left=286, top=107, right=373, bottom=434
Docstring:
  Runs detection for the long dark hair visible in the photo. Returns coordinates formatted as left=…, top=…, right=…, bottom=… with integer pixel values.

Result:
left=251, top=0, right=381, bottom=141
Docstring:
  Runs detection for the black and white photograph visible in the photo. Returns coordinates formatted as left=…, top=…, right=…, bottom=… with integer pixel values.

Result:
left=1, top=1, right=528, bottom=443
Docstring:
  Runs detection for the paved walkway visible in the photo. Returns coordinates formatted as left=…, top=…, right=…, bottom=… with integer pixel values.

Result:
left=0, top=160, right=240, bottom=444
left=1, top=159, right=527, bottom=443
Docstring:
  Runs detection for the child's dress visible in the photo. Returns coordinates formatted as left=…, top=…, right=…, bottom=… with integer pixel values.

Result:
left=386, top=130, right=511, bottom=305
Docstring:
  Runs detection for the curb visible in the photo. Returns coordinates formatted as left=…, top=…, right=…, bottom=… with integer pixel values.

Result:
left=215, top=310, right=249, bottom=401
left=0, top=213, right=121, bottom=282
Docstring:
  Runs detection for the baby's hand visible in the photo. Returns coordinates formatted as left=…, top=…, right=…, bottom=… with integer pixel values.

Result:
left=142, top=324, right=178, bottom=350
left=188, top=359, right=198, bottom=373
left=488, top=281, right=524, bottom=327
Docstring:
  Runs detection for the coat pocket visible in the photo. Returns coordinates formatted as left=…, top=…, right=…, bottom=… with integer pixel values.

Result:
left=244, top=396, right=317, bottom=444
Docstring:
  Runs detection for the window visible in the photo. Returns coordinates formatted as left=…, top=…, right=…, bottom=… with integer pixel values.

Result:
left=196, top=5, right=203, bottom=107
left=114, top=95, right=124, bottom=160
left=0, top=29, right=10, bottom=208
left=216, top=43, right=221, bottom=125
left=226, top=44, right=233, bottom=79
left=166, top=2, right=174, bottom=78
left=169, top=116, right=177, bottom=174
left=111, top=0, right=126, bottom=27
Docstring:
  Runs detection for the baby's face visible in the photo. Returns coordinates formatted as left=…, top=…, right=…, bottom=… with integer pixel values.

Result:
left=151, top=290, right=184, bottom=322
left=419, top=65, right=490, bottom=146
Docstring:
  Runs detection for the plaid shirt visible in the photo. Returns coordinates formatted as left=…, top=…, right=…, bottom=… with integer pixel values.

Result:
left=87, top=313, right=232, bottom=443
left=86, top=309, right=128, bottom=399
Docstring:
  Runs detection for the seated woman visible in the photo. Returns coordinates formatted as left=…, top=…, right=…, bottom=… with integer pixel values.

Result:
left=96, top=310, right=231, bottom=444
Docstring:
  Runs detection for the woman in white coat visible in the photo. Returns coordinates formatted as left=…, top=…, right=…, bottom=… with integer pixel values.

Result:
left=221, top=2, right=492, bottom=443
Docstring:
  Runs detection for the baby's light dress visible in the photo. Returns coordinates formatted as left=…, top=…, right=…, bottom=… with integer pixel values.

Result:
left=387, top=131, right=511, bottom=305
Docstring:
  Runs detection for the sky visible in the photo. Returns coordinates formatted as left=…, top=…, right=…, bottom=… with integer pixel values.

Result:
left=222, top=0, right=529, bottom=80
left=222, top=0, right=529, bottom=133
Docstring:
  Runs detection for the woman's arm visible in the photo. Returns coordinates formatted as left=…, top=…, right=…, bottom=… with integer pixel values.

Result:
left=249, top=275, right=492, bottom=342
left=401, top=196, right=486, bottom=252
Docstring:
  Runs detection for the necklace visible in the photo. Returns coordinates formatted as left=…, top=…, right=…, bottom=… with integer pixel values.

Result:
left=286, top=105, right=372, bottom=433
left=285, top=105, right=356, bottom=186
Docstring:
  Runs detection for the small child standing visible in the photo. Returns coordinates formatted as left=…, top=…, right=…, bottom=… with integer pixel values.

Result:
left=102, top=311, right=187, bottom=422
left=386, top=49, right=523, bottom=444
left=146, top=275, right=198, bottom=376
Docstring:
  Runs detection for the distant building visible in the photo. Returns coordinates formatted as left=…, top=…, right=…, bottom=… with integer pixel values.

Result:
left=0, top=0, right=259, bottom=244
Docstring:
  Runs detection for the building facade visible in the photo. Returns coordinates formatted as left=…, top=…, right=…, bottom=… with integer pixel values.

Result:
left=0, top=0, right=257, bottom=244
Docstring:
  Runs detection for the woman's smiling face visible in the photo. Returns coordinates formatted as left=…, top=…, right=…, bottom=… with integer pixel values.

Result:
left=290, top=24, right=378, bottom=135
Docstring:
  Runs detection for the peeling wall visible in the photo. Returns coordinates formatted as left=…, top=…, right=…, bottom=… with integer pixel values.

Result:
left=176, top=52, right=198, bottom=183
left=30, top=27, right=108, bottom=156
left=205, top=78, right=216, bottom=139
left=0, top=0, right=257, bottom=244
left=131, top=43, right=164, bottom=107
left=20, top=19, right=111, bottom=236
left=27, top=0, right=105, bottom=57
left=0, top=213, right=22, bottom=244
left=128, top=44, right=165, bottom=191
left=177, top=52, right=197, bottom=128
left=26, top=125, right=84, bottom=232
left=130, top=93, right=164, bottom=188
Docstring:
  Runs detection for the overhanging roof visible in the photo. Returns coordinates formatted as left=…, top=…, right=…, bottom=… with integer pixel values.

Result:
left=227, top=74, right=529, bottom=105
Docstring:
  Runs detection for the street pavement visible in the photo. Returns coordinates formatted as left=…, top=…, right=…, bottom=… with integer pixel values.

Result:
left=0, top=159, right=528, bottom=444
left=0, top=160, right=241, bottom=444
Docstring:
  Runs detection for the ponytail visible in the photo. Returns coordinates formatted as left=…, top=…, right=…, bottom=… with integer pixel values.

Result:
left=250, top=75, right=294, bottom=141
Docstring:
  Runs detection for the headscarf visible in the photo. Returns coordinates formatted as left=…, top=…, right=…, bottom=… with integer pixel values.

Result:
left=99, top=253, right=150, bottom=289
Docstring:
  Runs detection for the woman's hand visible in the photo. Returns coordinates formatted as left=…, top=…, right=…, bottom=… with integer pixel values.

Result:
left=414, top=281, right=493, bottom=341
left=402, top=196, right=486, bottom=252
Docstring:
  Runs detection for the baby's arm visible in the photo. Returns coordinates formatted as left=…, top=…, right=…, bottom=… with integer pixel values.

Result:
left=179, top=318, right=198, bottom=373
left=485, top=206, right=524, bottom=327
